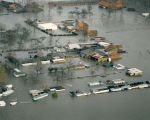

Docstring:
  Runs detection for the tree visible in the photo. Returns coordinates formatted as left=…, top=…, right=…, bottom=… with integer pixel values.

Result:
left=25, top=1, right=42, bottom=19
left=13, top=24, right=31, bottom=49
left=0, top=23, right=6, bottom=38
left=35, top=57, right=42, bottom=75
left=0, top=23, right=6, bottom=31
left=18, top=27, right=30, bottom=49
left=0, top=64, right=6, bottom=84
left=14, top=23, right=22, bottom=31
left=34, top=49, right=43, bottom=75
left=14, top=23, right=30, bottom=39
left=5, top=30, right=16, bottom=48
left=87, top=5, right=92, bottom=13
left=57, top=6, right=63, bottom=15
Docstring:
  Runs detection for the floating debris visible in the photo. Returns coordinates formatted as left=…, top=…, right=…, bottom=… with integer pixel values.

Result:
left=0, top=101, right=6, bottom=107
left=10, top=101, right=18, bottom=106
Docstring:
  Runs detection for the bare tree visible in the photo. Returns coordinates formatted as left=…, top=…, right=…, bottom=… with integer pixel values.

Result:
left=0, top=23, right=6, bottom=31
left=18, top=27, right=31, bottom=49
left=0, top=23, right=6, bottom=38
left=35, top=56, right=42, bottom=75
left=0, top=64, right=6, bottom=84
left=4, top=24, right=31, bottom=49
left=87, top=5, right=92, bottom=13
left=5, top=30, right=16, bottom=48
left=57, top=6, right=63, bottom=15
left=25, top=1, right=42, bottom=19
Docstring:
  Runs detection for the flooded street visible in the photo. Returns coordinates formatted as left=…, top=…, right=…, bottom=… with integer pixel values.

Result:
left=0, top=0, right=150, bottom=120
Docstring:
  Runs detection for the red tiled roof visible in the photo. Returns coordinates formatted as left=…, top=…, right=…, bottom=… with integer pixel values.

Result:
left=98, top=1, right=111, bottom=7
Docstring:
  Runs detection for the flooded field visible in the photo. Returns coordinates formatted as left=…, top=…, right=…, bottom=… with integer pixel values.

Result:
left=0, top=0, right=150, bottom=120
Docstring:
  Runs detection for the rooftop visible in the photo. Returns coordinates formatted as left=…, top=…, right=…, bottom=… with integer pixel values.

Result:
left=37, top=22, right=58, bottom=31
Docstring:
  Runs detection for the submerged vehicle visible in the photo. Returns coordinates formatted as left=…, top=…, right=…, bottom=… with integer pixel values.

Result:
left=49, top=86, right=65, bottom=92
left=13, top=68, right=27, bottom=77
left=92, top=86, right=109, bottom=94
left=69, top=90, right=91, bottom=97
left=2, top=89, right=14, bottom=97
left=110, top=87, right=122, bottom=92
left=120, top=85, right=130, bottom=90
left=76, top=92, right=91, bottom=97
left=32, top=92, right=48, bottom=101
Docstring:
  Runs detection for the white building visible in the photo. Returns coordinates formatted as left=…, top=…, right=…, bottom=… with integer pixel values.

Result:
left=37, top=22, right=58, bottom=31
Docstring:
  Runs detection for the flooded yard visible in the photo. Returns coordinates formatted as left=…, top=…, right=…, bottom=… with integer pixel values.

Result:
left=0, top=0, right=150, bottom=120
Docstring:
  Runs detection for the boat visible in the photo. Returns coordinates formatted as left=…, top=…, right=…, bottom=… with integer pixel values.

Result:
left=32, top=92, right=48, bottom=101
left=2, top=89, right=14, bottom=97
left=0, top=101, right=6, bottom=107
left=92, top=86, right=109, bottom=94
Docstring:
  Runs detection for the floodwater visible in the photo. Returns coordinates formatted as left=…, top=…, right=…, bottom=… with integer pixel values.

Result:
left=1, top=0, right=150, bottom=120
